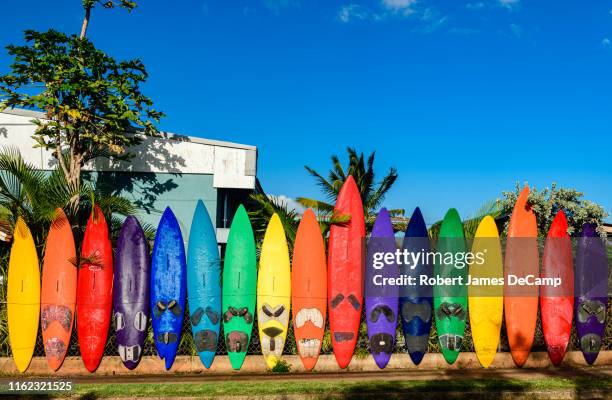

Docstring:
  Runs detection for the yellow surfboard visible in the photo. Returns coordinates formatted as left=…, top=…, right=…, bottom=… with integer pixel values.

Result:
left=7, top=217, right=40, bottom=372
left=257, top=213, right=291, bottom=369
left=468, top=216, right=503, bottom=368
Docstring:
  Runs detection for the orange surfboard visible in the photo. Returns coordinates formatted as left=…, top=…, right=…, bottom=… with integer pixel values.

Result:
left=292, top=209, right=327, bottom=371
left=41, top=209, right=77, bottom=371
left=504, top=186, right=539, bottom=367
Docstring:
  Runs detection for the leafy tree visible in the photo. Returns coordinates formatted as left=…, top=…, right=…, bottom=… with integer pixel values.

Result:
left=499, top=182, right=608, bottom=237
left=298, top=147, right=404, bottom=231
left=0, top=1, right=162, bottom=212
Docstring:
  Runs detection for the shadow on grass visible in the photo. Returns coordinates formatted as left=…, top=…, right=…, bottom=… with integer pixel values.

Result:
left=329, top=371, right=611, bottom=400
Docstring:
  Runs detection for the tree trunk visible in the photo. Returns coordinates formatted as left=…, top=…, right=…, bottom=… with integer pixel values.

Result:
left=80, top=6, right=91, bottom=39
left=67, top=156, right=82, bottom=215
left=54, top=133, right=82, bottom=215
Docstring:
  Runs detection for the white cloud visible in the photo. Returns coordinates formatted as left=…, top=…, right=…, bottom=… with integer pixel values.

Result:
left=338, top=0, right=418, bottom=23
left=417, top=7, right=448, bottom=33
left=499, top=0, right=520, bottom=9
left=602, top=38, right=611, bottom=48
left=466, top=2, right=485, bottom=10
left=381, top=0, right=417, bottom=15
left=337, top=0, right=446, bottom=32
left=338, top=4, right=372, bottom=23
left=268, top=194, right=305, bottom=214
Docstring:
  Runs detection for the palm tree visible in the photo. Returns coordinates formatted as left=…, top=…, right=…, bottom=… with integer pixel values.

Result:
left=428, top=199, right=503, bottom=240
left=0, top=147, right=66, bottom=246
left=248, top=193, right=301, bottom=253
left=297, top=147, right=404, bottom=231
left=0, top=147, right=149, bottom=249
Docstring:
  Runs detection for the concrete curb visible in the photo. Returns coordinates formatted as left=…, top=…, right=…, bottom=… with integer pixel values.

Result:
left=0, top=351, right=610, bottom=376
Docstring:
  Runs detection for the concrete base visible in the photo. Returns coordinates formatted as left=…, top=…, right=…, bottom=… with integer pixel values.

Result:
left=0, top=351, right=610, bottom=376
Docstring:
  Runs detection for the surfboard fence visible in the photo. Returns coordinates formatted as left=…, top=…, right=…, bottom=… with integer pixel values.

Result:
left=0, top=298, right=610, bottom=360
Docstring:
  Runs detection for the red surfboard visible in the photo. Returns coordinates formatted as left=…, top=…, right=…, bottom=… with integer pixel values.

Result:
left=541, top=210, right=574, bottom=366
left=328, top=176, right=365, bottom=369
left=77, top=205, right=113, bottom=372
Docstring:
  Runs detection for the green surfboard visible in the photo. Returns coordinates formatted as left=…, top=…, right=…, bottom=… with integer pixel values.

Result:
left=433, top=208, right=467, bottom=364
left=222, top=205, right=257, bottom=370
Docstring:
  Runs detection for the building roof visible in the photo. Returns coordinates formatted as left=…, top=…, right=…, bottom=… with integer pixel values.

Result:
left=603, top=222, right=612, bottom=237
left=1, top=107, right=256, bottom=151
left=0, top=108, right=257, bottom=189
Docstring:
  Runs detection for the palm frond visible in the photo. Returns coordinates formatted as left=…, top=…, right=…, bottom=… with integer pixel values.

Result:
left=304, top=166, right=337, bottom=201
left=329, top=211, right=351, bottom=224
left=365, top=167, right=398, bottom=210
left=462, top=199, right=502, bottom=238
left=247, top=193, right=300, bottom=251
left=302, top=147, right=400, bottom=235
left=387, top=208, right=406, bottom=217
left=329, top=155, right=346, bottom=184
left=0, top=147, right=48, bottom=222
left=295, top=197, right=335, bottom=214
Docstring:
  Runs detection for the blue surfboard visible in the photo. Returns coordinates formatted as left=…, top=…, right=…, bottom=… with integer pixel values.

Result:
left=151, top=207, right=187, bottom=370
left=187, top=200, right=221, bottom=368
left=399, top=207, right=432, bottom=365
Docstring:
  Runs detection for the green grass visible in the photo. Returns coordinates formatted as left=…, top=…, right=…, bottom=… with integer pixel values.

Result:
left=26, top=377, right=610, bottom=399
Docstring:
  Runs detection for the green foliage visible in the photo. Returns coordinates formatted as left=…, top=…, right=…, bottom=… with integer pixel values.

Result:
left=82, top=0, right=136, bottom=11
left=0, top=252, right=8, bottom=357
left=429, top=200, right=504, bottom=240
left=269, top=358, right=292, bottom=373
left=247, top=193, right=351, bottom=251
left=353, top=321, right=370, bottom=359
left=321, top=328, right=333, bottom=353
left=298, top=147, right=404, bottom=232
left=461, top=199, right=503, bottom=239
left=0, top=148, right=146, bottom=355
left=0, top=26, right=162, bottom=215
left=0, top=29, right=163, bottom=164
left=247, top=147, right=402, bottom=250
left=248, top=194, right=300, bottom=252
left=0, top=147, right=142, bottom=248
left=499, top=182, right=609, bottom=237
left=0, top=148, right=73, bottom=246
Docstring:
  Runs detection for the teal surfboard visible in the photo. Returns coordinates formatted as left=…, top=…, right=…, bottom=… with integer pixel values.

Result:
left=187, top=200, right=221, bottom=368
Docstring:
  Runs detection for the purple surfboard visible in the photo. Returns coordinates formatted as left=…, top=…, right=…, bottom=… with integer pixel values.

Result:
left=575, top=224, right=608, bottom=365
left=365, top=208, right=399, bottom=369
left=113, top=216, right=151, bottom=370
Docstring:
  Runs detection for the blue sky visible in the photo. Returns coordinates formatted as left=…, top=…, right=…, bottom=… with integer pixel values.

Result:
left=2, top=0, right=611, bottom=223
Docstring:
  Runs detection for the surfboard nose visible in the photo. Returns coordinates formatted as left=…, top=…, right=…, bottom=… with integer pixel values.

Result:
left=409, top=350, right=425, bottom=365
left=333, top=348, right=353, bottom=369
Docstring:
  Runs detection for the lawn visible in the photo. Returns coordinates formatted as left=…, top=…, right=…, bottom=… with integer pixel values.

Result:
left=50, top=376, right=612, bottom=399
